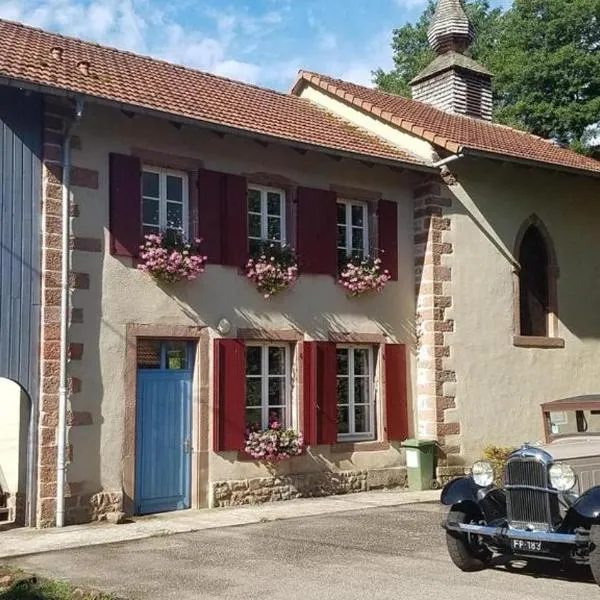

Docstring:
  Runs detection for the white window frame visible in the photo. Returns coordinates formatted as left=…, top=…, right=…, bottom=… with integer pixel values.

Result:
left=245, top=343, right=292, bottom=430
left=336, top=345, right=375, bottom=442
left=337, top=199, right=369, bottom=259
left=142, top=166, right=189, bottom=238
left=247, top=185, right=286, bottom=247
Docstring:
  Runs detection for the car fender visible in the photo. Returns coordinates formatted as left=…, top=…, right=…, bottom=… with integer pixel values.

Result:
left=568, top=486, right=600, bottom=521
left=441, top=478, right=507, bottom=522
left=441, top=477, right=478, bottom=506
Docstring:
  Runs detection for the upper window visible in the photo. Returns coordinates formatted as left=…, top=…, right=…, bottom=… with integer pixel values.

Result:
left=336, top=346, right=375, bottom=441
left=245, top=344, right=290, bottom=430
left=518, top=225, right=550, bottom=336
left=142, top=167, right=189, bottom=238
left=248, top=186, right=285, bottom=255
left=337, top=200, right=369, bottom=266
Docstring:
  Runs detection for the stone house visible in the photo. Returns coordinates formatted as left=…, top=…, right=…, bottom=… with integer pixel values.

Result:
left=0, top=0, right=599, bottom=527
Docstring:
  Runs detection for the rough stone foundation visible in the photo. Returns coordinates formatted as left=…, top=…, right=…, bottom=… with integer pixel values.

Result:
left=212, top=468, right=407, bottom=507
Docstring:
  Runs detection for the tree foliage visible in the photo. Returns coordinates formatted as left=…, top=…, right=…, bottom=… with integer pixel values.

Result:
left=374, top=0, right=600, bottom=149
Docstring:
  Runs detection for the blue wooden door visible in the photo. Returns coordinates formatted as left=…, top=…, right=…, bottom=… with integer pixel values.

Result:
left=135, top=341, right=193, bottom=515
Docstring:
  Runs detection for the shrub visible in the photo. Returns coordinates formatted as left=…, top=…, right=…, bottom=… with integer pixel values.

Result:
left=245, top=243, right=298, bottom=299
left=138, top=232, right=207, bottom=283
left=481, top=445, right=516, bottom=486
left=244, top=420, right=305, bottom=461
left=338, top=255, right=391, bottom=297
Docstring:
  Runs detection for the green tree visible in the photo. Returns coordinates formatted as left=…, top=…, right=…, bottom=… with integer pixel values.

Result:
left=374, top=0, right=600, bottom=149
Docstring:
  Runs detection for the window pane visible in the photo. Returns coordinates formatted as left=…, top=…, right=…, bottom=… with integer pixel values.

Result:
left=267, top=192, right=282, bottom=216
left=248, top=214, right=261, bottom=239
left=246, top=378, right=262, bottom=407
left=137, top=339, right=161, bottom=369
left=337, top=406, right=349, bottom=434
left=268, top=347, right=285, bottom=375
left=246, top=408, right=262, bottom=430
left=166, top=175, right=183, bottom=202
left=337, top=225, right=346, bottom=249
left=351, top=228, right=364, bottom=252
left=165, top=342, right=188, bottom=370
left=268, top=378, right=285, bottom=406
left=143, top=198, right=160, bottom=226
left=246, top=346, right=262, bottom=375
left=268, top=407, right=285, bottom=427
left=143, top=225, right=160, bottom=237
left=249, top=239, right=261, bottom=256
left=354, top=349, right=369, bottom=375
left=355, top=405, right=370, bottom=434
left=248, top=189, right=261, bottom=213
left=351, top=204, right=364, bottom=227
left=338, top=249, right=348, bottom=267
left=267, top=216, right=281, bottom=241
left=142, top=171, right=159, bottom=198
left=336, top=349, right=349, bottom=375
left=337, top=202, right=346, bottom=225
left=354, top=377, right=368, bottom=405
left=166, top=202, right=183, bottom=230
left=336, top=377, right=349, bottom=405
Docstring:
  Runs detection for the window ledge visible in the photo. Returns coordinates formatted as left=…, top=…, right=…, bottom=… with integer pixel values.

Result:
left=513, top=335, right=565, bottom=349
left=331, top=440, right=389, bottom=453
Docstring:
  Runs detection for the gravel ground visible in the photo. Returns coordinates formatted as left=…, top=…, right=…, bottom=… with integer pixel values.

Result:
left=4, top=502, right=595, bottom=600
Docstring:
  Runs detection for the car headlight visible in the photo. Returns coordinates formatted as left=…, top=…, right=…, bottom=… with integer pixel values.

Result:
left=472, top=461, right=494, bottom=487
left=549, top=463, right=576, bottom=491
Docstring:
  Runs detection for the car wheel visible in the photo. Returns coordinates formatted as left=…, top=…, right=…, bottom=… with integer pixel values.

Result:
left=588, top=525, right=600, bottom=585
left=446, top=508, right=492, bottom=572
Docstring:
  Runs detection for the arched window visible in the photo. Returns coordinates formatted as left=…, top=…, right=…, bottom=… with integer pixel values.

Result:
left=514, top=216, right=559, bottom=340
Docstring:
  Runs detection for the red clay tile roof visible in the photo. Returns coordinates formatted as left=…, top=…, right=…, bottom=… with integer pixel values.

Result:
left=295, top=71, right=600, bottom=176
left=0, top=20, right=426, bottom=169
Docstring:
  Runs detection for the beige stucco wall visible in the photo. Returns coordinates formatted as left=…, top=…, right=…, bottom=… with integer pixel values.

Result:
left=447, top=159, right=600, bottom=463
left=298, top=84, right=439, bottom=163
left=67, top=103, right=419, bottom=499
left=0, top=378, right=29, bottom=500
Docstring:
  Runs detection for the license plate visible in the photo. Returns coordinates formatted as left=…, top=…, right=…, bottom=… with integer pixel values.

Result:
left=511, top=539, right=544, bottom=553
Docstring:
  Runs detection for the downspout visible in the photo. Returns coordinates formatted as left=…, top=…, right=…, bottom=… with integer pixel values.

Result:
left=56, top=98, right=84, bottom=528
left=431, top=152, right=464, bottom=169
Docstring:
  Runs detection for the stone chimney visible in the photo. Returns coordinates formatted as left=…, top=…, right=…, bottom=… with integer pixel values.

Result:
left=410, top=0, right=492, bottom=120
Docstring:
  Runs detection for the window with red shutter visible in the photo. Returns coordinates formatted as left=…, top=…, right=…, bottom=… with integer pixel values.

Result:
left=213, top=338, right=246, bottom=452
left=302, top=342, right=317, bottom=447
left=297, top=187, right=337, bottom=276
left=222, top=173, right=248, bottom=267
left=315, top=342, right=337, bottom=444
left=197, top=168, right=224, bottom=264
left=378, top=200, right=398, bottom=281
left=109, top=153, right=142, bottom=257
left=384, top=343, right=408, bottom=441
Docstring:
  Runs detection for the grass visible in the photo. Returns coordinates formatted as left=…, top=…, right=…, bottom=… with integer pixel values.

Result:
left=0, top=576, right=114, bottom=600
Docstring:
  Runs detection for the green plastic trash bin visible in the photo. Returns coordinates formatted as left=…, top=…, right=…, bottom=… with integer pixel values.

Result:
left=401, top=439, right=436, bottom=490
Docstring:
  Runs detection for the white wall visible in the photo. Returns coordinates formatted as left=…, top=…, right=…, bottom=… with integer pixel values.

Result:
left=0, top=378, right=29, bottom=500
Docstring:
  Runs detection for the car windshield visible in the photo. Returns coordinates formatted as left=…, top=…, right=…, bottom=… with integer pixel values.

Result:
left=545, top=408, right=600, bottom=438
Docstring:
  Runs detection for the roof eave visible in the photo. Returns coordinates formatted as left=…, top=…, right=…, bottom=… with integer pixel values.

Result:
left=0, top=75, right=436, bottom=174
left=462, top=147, right=600, bottom=179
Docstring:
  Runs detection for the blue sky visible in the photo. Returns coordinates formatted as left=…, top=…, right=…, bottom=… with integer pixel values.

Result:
left=0, top=0, right=512, bottom=91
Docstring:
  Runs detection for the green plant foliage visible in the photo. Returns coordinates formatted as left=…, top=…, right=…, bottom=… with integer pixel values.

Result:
left=374, top=0, right=600, bottom=150
left=481, top=444, right=516, bottom=486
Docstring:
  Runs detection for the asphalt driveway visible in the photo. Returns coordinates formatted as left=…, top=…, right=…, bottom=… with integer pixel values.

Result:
left=4, top=503, right=595, bottom=600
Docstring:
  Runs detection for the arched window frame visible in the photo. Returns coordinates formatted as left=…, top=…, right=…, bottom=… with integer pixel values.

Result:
left=513, top=215, right=563, bottom=348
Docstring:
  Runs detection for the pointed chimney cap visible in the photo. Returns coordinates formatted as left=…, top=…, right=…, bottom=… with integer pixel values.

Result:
left=427, top=0, right=474, bottom=55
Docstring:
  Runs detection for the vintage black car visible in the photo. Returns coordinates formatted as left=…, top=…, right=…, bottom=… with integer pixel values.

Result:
left=441, top=395, right=600, bottom=584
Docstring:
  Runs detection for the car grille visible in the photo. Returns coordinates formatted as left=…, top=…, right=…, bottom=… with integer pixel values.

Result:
left=504, top=458, right=557, bottom=531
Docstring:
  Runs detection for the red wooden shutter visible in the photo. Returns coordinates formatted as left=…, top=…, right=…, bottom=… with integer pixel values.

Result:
left=214, top=338, right=246, bottom=451
left=315, top=342, right=337, bottom=445
left=222, top=173, right=248, bottom=267
left=109, top=153, right=141, bottom=257
left=302, top=342, right=317, bottom=447
left=297, top=187, right=337, bottom=276
left=197, top=169, right=224, bottom=264
left=378, top=199, right=398, bottom=280
left=384, top=343, right=408, bottom=441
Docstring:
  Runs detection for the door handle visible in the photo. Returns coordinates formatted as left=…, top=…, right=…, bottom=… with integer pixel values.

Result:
left=183, top=438, right=193, bottom=454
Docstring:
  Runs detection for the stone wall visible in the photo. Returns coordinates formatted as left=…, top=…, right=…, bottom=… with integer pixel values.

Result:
left=212, top=468, right=407, bottom=507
